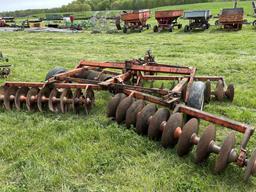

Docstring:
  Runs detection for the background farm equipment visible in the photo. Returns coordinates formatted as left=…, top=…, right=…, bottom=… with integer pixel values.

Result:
left=0, top=18, right=6, bottom=27
left=183, top=10, right=212, bottom=32
left=216, top=8, right=244, bottom=30
left=43, top=14, right=83, bottom=30
left=153, top=10, right=183, bottom=32
left=0, top=17, right=16, bottom=28
left=0, top=52, right=11, bottom=78
left=116, top=10, right=151, bottom=33
left=0, top=51, right=255, bottom=181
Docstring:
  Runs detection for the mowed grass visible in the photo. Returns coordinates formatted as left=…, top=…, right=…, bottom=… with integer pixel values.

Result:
left=1, top=1, right=256, bottom=191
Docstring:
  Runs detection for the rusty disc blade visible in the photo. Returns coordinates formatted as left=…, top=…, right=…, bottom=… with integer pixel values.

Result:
left=26, top=88, right=39, bottom=111
left=83, top=87, right=95, bottom=114
left=107, top=93, right=126, bottom=118
left=161, top=113, right=184, bottom=148
left=49, top=88, right=61, bottom=113
left=177, top=118, right=199, bottom=157
left=0, top=86, right=5, bottom=109
left=204, top=80, right=211, bottom=103
left=215, top=80, right=224, bottom=101
left=136, top=103, right=157, bottom=135
left=115, top=96, right=133, bottom=124
left=195, top=125, right=216, bottom=163
left=37, top=87, right=51, bottom=112
left=244, top=149, right=256, bottom=181
left=148, top=108, right=170, bottom=141
left=15, top=87, right=29, bottom=111
left=125, top=100, right=145, bottom=128
left=4, top=86, right=18, bottom=110
left=72, top=89, right=83, bottom=114
left=225, top=84, right=235, bottom=102
left=214, top=132, right=236, bottom=174
left=60, top=88, right=73, bottom=113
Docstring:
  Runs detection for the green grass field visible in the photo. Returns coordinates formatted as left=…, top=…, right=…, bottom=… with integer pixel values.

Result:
left=1, top=1, right=256, bottom=191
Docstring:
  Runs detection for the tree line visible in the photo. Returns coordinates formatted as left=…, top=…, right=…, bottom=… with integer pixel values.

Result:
left=1, top=0, right=215, bottom=17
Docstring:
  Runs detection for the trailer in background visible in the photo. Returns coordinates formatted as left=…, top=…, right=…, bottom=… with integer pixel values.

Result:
left=216, top=8, right=244, bottom=30
left=153, top=10, right=183, bottom=32
left=183, top=10, right=211, bottom=32
left=116, top=10, right=151, bottom=33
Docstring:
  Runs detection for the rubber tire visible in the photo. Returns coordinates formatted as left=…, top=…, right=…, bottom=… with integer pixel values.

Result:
left=153, top=25, right=158, bottom=33
left=184, top=25, right=190, bottom=32
left=115, top=97, right=134, bottom=124
left=45, top=67, right=67, bottom=81
left=125, top=100, right=145, bottom=128
left=187, top=81, right=206, bottom=110
left=107, top=93, right=126, bottom=118
left=136, top=104, right=157, bottom=135
left=148, top=108, right=170, bottom=141
left=123, top=26, right=128, bottom=33
left=253, top=20, right=256, bottom=27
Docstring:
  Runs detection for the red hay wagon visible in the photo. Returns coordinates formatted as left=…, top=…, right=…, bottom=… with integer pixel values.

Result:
left=116, top=10, right=151, bottom=33
left=154, top=10, right=183, bottom=32
left=217, top=8, right=244, bottom=30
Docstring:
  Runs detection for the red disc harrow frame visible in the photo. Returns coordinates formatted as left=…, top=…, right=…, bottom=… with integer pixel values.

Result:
left=0, top=52, right=255, bottom=181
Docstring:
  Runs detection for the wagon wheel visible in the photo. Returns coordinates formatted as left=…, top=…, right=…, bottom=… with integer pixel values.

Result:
left=153, top=25, right=158, bottom=33
left=206, top=23, right=210, bottom=29
left=253, top=20, right=256, bottom=27
left=123, top=26, right=128, bottom=33
left=45, top=67, right=67, bottom=81
left=238, top=24, right=242, bottom=30
left=184, top=25, right=190, bottom=32
left=187, top=81, right=206, bottom=110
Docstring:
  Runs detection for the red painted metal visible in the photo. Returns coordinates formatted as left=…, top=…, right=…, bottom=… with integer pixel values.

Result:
left=154, top=10, right=183, bottom=32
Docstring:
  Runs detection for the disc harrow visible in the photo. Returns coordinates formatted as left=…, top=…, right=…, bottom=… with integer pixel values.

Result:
left=0, top=83, right=96, bottom=114
left=0, top=51, right=255, bottom=181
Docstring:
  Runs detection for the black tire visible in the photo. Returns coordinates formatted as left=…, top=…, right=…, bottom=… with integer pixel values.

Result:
left=215, top=20, right=219, bottom=26
left=178, top=24, right=182, bottom=29
left=146, top=24, right=150, bottom=30
left=205, top=23, right=210, bottom=29
left=184, top=25, right=190, bottom=32
left=153, top=25, right=158, bottom=33
left=187, top=81, right=205, bottom=110
left=123, top=26, right=128, bottom=33
left=45, top=67, right=67, bottom=81
left=253, top=20, right=256, bottom=27
left=168, top=27, right=173, bottom=32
